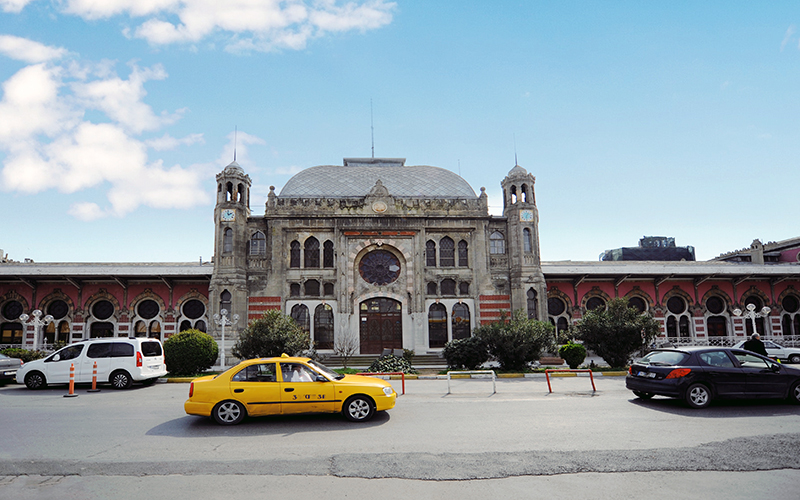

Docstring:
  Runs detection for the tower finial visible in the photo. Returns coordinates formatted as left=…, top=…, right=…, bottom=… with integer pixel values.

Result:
left=234, top=126, right=237, bottom=162
left=513, top=133, right=518, bottom=166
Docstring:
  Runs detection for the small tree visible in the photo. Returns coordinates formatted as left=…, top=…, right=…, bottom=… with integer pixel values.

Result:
left=163, top=329, right=219, bottom=376
left=558, top=341, right=587, bottom=369
left=333, top=330, right=359, bottom=369
left=575, top=297, right=661, bottom=368
left=474, top=309, right=555, bottom=371
left=232, top=310, right=309, bottom=360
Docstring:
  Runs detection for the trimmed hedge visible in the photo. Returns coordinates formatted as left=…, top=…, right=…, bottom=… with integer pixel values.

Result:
left=558, top=341, right=587, bottom=369
left=367, top=354, right=416, bottom=374
left=442, top=336, right=489, bottom=370
left=164, top=329, right=219, bottom=376
left=0, top=348, right=46, bottom=363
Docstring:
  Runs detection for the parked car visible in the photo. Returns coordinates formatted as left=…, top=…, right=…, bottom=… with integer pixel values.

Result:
left=0, top=352, right=23, bottom=385
left=185, top=355, right=397, bottom=425
left=626, top=346, right=800, bottom=408
left=732, top=340, right=800, bottom=364
left=16, top=337, right=167, bottom=390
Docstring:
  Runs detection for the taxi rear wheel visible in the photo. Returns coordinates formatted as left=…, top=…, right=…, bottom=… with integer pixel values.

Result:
left=213, top=400, right=246, bottom=425
left=343, top=395, right=375, bottom=422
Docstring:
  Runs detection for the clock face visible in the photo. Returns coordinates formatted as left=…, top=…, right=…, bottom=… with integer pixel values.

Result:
left=520, top=210, right=533, bottom=222
left=221, top=209, right=236, bottom=222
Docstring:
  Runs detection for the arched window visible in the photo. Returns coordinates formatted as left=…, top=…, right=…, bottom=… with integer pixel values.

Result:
left=441, top=279, right=456, bottom=296
left=426, top=240, right=436, bottom=267
left=149, top=321, right=161, bottom=339
left=586, top=297, right=606, bottom=311
left=291, top=304, right=310, bottom=334
left=527, top=288, right=538, bottom=320
left=523, top=228, right=532, bottom=254
left=314, top=304, right=334, bottom=350
left=304, top=280, right=320, bottom=297
left=458, top=240, right=468, bottom=267
left=521, top=183, right=528, bottom=203
left=220, top=290, right=232, bottom=316
left=439, top=237, right=455, bottom=267
left=290, top=241, right=301, bottom=268
left=180, top=320, right=192, bottom=332
left=250, top=232, right=266, bottom=255
left=304, top=237, right=320, bottom=268
left=427, top=282, right=438, bottom=295
left=628, top=297, right=646, bottom=313
left=489, top=231, right=505, bottom=254
left=223, top=228, right=233, bottom=254
left=135, top=320, right=147, bottom=337
left=323, top=240, right=334, bottom=268
left=452, top=303, right=470, bottom=340
left=428, top=303, right=447, bottom=348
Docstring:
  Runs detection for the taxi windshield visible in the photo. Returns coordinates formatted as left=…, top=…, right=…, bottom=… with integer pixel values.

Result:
left=308, top=360, right=345, bottom=380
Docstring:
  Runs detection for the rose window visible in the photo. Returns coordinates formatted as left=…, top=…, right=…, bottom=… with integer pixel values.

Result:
left=359, top=250, right=401, bottom=285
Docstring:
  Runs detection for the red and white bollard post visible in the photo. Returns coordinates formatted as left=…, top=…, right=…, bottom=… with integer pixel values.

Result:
left=64, top=362, right=78, bottom=398
left=88, top=361, right=100, bottom=392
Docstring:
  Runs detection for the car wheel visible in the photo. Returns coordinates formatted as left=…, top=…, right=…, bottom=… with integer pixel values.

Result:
left=633, top=391, right=654, bottom=399
left=789, top=381, right=800, bottom=405
left=343, top=395, right=375, bottom=422
left=110, top=370, right=132, bottom=390
left=685, top=383, right=712, bottom=409
left=213, top=400, right=246, bottom=425
left=789, top=354, right=800, bottom=364
left=24, top=371, right=47, bottom=390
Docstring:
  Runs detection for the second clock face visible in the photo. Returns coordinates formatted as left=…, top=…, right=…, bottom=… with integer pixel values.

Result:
left=520, top=210, right=533, bottom=222
left=221, top=209, right=236, bottom=221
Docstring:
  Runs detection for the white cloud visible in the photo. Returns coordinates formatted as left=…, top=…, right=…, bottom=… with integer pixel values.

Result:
left=782, top=25, right=795, bottom=51
left=0, top=38, right=212, bottom=219
left=0, top=0, right=33, bottom=13
left=0, top=35, right=68, bottom=63
left=58, top=0, right=396, bottom=52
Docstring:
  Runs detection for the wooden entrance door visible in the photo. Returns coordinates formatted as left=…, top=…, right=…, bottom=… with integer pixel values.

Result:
left=359, top=298, right=402, bottom=354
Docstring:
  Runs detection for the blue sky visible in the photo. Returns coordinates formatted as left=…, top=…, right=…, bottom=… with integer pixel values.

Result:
left=1, top=1, right=799, bottom=263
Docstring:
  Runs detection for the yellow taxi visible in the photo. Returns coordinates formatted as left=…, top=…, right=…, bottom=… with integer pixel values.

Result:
left=184, top=355, right=397, bottom=425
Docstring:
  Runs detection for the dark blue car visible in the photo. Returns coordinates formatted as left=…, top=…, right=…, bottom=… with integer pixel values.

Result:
left=626, top=346, right=800, bottom=408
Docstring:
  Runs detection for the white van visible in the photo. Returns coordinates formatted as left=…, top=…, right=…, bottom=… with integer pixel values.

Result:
left=16, top=337, right=167, bottom=390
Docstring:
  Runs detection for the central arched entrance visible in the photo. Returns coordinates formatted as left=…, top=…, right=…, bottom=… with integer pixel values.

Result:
left=359, top=298, right=402, bottom=354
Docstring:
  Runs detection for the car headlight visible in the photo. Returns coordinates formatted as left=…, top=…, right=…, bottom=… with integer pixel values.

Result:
left=383, top=386, right=393, bottom=396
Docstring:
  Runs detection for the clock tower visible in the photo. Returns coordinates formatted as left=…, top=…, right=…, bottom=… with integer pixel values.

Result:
left=210, top=160, right=251, bottom=364
left=501, top=163, right=548, bottom=321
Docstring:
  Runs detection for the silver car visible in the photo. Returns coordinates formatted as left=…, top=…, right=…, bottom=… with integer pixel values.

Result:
left=733, top=340, right=800, bottom=364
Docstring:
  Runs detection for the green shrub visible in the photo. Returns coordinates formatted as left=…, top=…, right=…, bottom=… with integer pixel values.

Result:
left=474, top=309, right=555, bottom=371
left=163, top=329, right=219, bottom=376
left=232, top=310, right=309, bottom=360
left=558, top=341, right=587, bottom=369
left=0, top=348, right=46, bottom=363
left=367, top=354, right=416, bottom=374
left=442, top=336, right=489, bottom=370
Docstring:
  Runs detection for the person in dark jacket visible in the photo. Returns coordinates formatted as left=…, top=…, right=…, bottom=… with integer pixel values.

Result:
left=742, top=333, right=768, bottom=357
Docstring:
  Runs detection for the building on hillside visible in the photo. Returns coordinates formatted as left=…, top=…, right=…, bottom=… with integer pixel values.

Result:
left=2, top=157, right=800, bottom=363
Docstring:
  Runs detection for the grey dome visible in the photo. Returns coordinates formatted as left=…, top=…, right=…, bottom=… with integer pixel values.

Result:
left=278, top=158, right=477, bottom=199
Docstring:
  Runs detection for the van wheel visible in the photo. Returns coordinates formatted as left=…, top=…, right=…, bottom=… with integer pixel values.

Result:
left=24, top=371, right=47, bottom=390
left=110, top=370, right=132, bottom=389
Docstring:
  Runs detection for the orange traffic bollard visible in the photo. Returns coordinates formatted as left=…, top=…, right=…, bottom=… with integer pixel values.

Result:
left=88, top=361, right=101, bottom=392
left=64, top=362, right=78, bottom=398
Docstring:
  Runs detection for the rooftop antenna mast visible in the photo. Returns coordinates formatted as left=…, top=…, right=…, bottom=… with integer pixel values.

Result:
left=233, top=126, right=238, bottom=162
left=513, top=133, right=518, bottom=166
left=370, top=99, right=375, bottom=158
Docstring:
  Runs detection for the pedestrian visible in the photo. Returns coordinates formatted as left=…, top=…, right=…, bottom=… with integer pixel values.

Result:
left=742, top=333, right=768, bottom=357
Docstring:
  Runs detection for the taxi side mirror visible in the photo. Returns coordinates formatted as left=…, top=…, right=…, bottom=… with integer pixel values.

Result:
left=315, top=375, right=328, bottom=382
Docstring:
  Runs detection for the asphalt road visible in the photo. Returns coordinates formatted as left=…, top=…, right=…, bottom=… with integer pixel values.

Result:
left=1, top=375, right=799, bottom=499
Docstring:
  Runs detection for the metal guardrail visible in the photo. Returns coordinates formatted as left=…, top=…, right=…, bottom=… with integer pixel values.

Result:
left=446, top=370, right=496, bottom=395
left=544, top=369, right=596, bottom=393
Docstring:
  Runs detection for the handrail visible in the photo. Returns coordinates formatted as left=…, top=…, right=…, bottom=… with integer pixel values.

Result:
left=545, top=369, right=596, bottom=393
left=446, top=370, right=496, bottom=395
left=356, top=371, right=405, bottom=395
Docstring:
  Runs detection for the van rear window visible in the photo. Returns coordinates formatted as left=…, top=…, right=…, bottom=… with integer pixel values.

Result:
left=141, top=341, right=162, bottom=357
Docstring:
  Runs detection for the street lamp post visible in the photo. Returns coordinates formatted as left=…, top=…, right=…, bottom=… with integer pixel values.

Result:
left=213, top=308, right=239, bottom=370
left=19, top=310, right=54, bottom=351
left=733, top=303, right=771, bottom=336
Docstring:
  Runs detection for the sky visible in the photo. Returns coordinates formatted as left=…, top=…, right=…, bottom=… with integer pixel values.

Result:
left=1, top=1, right=799, bottom=263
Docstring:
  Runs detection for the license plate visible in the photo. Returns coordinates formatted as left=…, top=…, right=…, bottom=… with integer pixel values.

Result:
left=637, top=371, right=656, bottom=378
left=149, top=365, right=161, bottom=370
left=3, top=370, right=15, bottom=376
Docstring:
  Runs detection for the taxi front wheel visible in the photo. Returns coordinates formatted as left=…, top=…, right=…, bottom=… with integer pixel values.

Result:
left=343, top=395, right=375, bottom=422
left=213, top=400, right=246, bottom=425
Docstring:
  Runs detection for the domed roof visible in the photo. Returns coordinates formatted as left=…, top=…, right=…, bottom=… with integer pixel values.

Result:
left=508, top=164, right=528, bottom=177
left=278, top=158, right=477, bottom=199
left=223, top=160, right=244, bottom=173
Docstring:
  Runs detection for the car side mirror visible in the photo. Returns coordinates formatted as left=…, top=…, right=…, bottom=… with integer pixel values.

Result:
left=771, top=364, right=781, bottom=373
left=315, top=375, right=328, bottom=382
left=52, top=354, right=61, bottom=362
